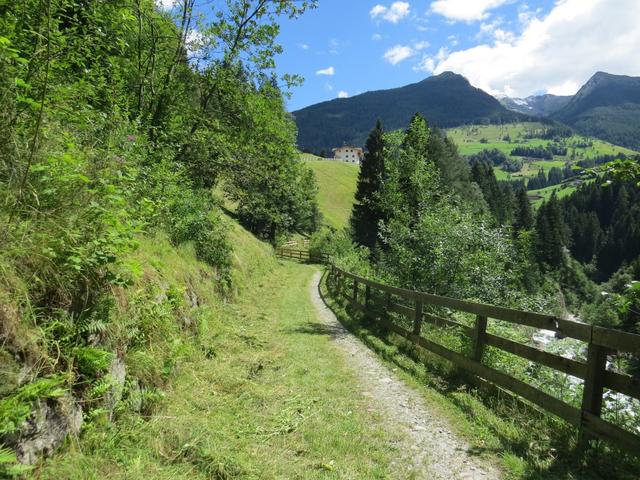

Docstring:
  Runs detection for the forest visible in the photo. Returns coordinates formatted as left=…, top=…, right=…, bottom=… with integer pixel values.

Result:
left=326, top=116, right=640, bottom=335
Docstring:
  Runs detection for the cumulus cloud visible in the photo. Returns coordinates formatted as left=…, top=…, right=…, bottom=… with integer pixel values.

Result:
left=383, top=45, right=415, bottom=65
left=338, top=91, right=349, bottom=98
left=431, top=0, right=640, bottom=97
left=414, top=56, right=436, bottom=73
left=370, top=2, right=411, bottom=23
left=430, top=0, right=509, bottom=22
left=316, top=66, right=335, bottom=76
left=156, top=0, right=175, bottom=9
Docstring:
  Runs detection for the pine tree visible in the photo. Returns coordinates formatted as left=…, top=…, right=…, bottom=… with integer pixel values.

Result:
left=535, top=193, right=569, bottom=268
left=514, top=187, right=533, bottom=231
left=351, top=120, right=386, bottom=252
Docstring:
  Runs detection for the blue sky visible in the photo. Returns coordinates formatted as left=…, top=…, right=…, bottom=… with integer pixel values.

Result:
left=272, top=0, right=640, bottom=111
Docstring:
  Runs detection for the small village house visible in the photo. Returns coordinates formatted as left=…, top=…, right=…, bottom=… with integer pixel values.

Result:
left=332, top=145, right=363, bottom=164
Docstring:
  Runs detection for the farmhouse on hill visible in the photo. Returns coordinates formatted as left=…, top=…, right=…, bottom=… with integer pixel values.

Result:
left=332, top=145, right=363, bottom=164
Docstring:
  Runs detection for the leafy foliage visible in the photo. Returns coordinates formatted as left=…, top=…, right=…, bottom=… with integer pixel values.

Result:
left=0, top=0, right=317, bottom=464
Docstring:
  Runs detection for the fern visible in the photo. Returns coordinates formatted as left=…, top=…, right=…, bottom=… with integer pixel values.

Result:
left=0, top=376, right=66, bottom=436
left=0, top=445, right=33, bottom=477
left=73, top=347, right=113, bottom=377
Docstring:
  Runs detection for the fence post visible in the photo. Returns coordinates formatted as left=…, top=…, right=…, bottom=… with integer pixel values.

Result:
left=364, top=285, right=371, bottom=309
left=580, top=341, right=607, bottom=444
left=352, top=279, right=358, bottom=303
left=471, top=315, right=488, bottom=362
left=413, top=298, right=423, bottom=336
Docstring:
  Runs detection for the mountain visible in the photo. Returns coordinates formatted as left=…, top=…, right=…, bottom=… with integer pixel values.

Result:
left=293, top=72, right=527, bottom=154
left=499, top=94, right=571, bottom=117
left=552, top=72, right=640, bottom=150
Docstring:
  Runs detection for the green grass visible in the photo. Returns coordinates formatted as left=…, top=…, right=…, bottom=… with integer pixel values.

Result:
left=38, top=262, right=397, bottom=479
left=447, top=123, right=637, bottom=157
left=300, top=152, right=329, bottom=161
left=305, top=160, right=359, bottom=230
left=527, top=182, right=585, bottom=207
left=447, top=122, right=638, bottom=190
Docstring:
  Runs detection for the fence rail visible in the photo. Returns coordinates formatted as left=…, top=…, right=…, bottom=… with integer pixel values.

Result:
left=327, top=263, right=640, bottom=454
left=276, top=248, right=327, bottom=264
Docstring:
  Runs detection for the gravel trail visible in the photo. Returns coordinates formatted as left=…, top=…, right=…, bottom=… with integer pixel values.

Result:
left=309, top=270, right=502, bottom=480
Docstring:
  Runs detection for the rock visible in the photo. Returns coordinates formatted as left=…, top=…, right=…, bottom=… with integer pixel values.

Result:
left=0, top=350, right=23, bottom=396
left=186, top=289, right=199, bottom=308
left=104, top=356, right=126, bottom=420
left=10, top=395, right=82, bottom=465
left=126, top=380, right=144, bottom=413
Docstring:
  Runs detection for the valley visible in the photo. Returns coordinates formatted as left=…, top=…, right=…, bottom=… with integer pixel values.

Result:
left=446, top=122, right=638, bottom=204
left=3, top=1, right=640, bottom=478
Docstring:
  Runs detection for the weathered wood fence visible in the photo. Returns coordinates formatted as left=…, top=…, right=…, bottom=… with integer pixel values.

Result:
left=327, top=263, right=640, bottom=454
left=276, top=247, right=327, bottom=264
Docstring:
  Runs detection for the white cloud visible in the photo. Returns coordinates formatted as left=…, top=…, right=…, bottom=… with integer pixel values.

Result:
left=298, top=43, right=310, bottom=50
left=316, top=66, right=335, bottom=76
left=414, top=56, right=436, bottom=73
left=338, top=91, right=349, bottom=98
left=414, top=41, right=430, bottom=51
left=432, top=0, right=640, bottom=97
left=370, top=2, right=411, bottom=23
left=430, top=0, right=509, bottom=22
left=156, top=0, right=174, bottom=9
left=370, top=5, right=387, bottom=17
left=325, top=82, right=334, bottom=92
left=329, top=38, right=340, bottom=54
left=185, top=29, right=204, bottom=57
left=383, top=45, right=415, bottom=65
left=372, top=33, right=383, bottom=41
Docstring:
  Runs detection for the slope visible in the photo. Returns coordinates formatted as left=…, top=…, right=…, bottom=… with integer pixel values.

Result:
left=294, top=72, right=527, bottom=154
left=552, top=72, right=640, bottom=150
left=306, top=160, right=359, bottom=230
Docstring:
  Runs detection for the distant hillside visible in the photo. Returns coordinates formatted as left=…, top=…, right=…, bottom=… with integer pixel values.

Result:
left=293, top=72, right=527, bottom=154
left=552, top=72, right=640, bottom=150
left=305, top=160, right=358, bottom=229
left=499, top=94, right=571, bottom=117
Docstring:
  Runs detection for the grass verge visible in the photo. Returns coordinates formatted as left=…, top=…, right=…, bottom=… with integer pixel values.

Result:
left=37, top=262, right=395, bottom=479
left=319, top=272, right=640, bottom=480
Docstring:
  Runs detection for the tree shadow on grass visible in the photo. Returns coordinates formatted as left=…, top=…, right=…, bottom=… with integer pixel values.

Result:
left=286, top=321, right=350, bottom=339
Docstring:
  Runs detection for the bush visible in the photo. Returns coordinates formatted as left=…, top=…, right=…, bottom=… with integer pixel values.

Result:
left=165, top=191, right=232, bottom=288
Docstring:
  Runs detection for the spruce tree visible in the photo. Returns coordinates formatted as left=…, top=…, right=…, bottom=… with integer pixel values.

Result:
left=535, top=193, right=569, bottom=268
left=351, top=120, right=386, bottom=252
left=514, top=187, right=534, bottom=231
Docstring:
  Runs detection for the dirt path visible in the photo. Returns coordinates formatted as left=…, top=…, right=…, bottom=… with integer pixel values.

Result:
left=309, top=271, right=502, bottom=480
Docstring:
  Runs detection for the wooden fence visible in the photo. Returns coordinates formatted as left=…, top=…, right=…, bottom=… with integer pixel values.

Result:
left=327, top=263, right=640, bottom=454
left=276, top=248, right=327, bottom=264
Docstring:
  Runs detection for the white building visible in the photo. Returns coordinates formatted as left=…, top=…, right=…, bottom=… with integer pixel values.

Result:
left=332, top=146, right=363, bottom=164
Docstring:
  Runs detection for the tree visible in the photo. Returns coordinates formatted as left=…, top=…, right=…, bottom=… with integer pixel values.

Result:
left=535, top=194, right=569, bottom=269
left=351, top=120, right=386, bottom=253
left=514, top=187, right=534, bottom=231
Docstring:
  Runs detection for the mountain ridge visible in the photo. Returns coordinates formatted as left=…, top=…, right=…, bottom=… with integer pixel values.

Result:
left=499, top=94, right=571, bottom=117
left=552, top=72, right=640, bottom=150
left=293, top=72, right=528, bottom=153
